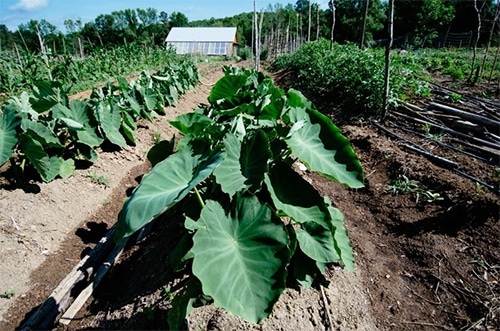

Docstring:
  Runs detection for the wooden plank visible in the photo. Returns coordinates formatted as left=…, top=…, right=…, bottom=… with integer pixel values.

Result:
left=59, top=238, right=128, bottom=325
left=19, top=228, right=116, bottom=331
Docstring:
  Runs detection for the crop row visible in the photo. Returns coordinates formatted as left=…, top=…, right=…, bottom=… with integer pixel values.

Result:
left=271, top=40, right=499, bottom=116
left=0, top=44, right=181, bottom=101
left=113, top=66, right=363, bottom=328
left=0, top=58, right=199, bottom=183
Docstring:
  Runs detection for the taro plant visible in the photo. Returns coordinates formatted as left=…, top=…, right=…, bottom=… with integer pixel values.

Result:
left=0, top=59, right=199, bottom=184
left=114, top=66, right=364, bottom=328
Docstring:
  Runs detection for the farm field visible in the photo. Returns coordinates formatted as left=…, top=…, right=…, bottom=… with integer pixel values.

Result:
left=0, top=55, right=499, bottom=331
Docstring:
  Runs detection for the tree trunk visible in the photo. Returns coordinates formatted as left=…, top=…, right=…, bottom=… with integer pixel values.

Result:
left=489, top=38, right=500, bottom=83
left=329, top=0, right=336, bottom=50
left=78, top=37, right=84, bottom=59
left=316, top=1, right=320, bottom=40
left=255, top=9, right=264, bottom=71
left=252, top=1, right=255, bottom=61
left=381, top=0, right=394, bottom=121
left=308, top=1, right=311, bottom=42
left=360, top=0, right=370, bottom=49
left=254, top=1, right=259, bottom=71
left=296, top=12, right=299, bottom=50
left=480, top=0, right=500, bottom=79
left=467, top=0, right=485, bottom=84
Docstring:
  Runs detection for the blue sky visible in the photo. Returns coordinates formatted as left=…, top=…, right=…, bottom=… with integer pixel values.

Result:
left=0, top=0, right=329, bottom=32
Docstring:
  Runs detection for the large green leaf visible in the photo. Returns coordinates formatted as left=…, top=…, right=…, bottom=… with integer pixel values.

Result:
left=190, top=196, right=290, bottom=323
left=285, top=89, right=363, bottom=188
left=308, top=107, right=364, bottom=184
left=70, top=100, right=104, bottom=147
left=0, top=107, right=20, bottom=166
left=59, top=158, right=75, bottom=179
left=264, top=161, right=330, bottom=229
left=295, top=221, right=339, bottom=263
left=51, top=103, right=84, bottom=130
left=169, top=113, right=214, bottom=136
left=213, top=131, right=270, bottom=196
left=212, top=133, right=246, bottom=195
left=326, top=200, right=355, bottom=272
left=114, top=142, right=224, bottom=241
left=97, top=102, right=126, bottom=147
left=7, top=92, right=39, bottom=120
left=20, top=134, right=60, bottom=182
left=30, top=81, right=67, bottom=113
left=285, top=120, right=361, bottom=188
left=21, top=118, right=62, bottom=148
left=208, top=73, right=248, bottom=105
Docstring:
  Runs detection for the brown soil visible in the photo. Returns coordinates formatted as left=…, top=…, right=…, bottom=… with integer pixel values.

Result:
left=0, top=60, right=498, bottom=331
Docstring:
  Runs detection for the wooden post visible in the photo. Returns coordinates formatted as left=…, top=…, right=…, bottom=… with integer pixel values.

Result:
left=254, top=0, right=259, bottom=70
left=252, top=1, right=255, bottom=60
left=316, top=1, right=320, bottom=41
left=307, top=1, right=311, bottom=42
left=360, top=0, right=370, bottom=49
left=481, top=0, right=500, bottom=79
left=467, top=0, right=485, bottom=84
left=13, top=42, right=23, bottom=67
left=62, top=35, right=67, bottom=55
left=381, top=0, right=394, bottom=121
left=329, top=0, right=336, bottom=50
left=489, top=38, right=500, bottom=83
left=296, top=12, right=299, bottom=50
left=18, top=30, right=29, bottom=52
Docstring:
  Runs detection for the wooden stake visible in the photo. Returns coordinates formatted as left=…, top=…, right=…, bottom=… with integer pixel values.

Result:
left=59, top=238, right=128, bottom=325
left=19, top=229, right=117, bottom=331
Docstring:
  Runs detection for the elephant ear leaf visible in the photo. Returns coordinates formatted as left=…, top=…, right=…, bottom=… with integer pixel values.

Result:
left=0, top=107, right=20, bottom=166
left=114, top=141, right=224, bottom=241
left=285, top=89, right=364, bottom=188
left=97, top=102, right=126, bottom=147
left=208, top=73, right=248, bottom=105
left=191, top=196, right=289, bottom=324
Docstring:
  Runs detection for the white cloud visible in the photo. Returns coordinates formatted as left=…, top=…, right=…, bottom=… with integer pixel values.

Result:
left=10, top=0, right=49, bottom=11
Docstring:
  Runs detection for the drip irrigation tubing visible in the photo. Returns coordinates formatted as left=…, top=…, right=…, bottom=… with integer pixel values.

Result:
left=370, top=118, right=499, bottom=196
left=385, top=119, right=499, bottom=166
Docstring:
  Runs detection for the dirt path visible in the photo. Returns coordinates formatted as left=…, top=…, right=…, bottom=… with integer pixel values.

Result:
left=0, top=61, right=498, bottom=331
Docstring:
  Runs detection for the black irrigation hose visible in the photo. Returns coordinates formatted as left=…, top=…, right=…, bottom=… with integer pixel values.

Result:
left=386, top=119, right=499, bottom=166
left=452, top=168, right=499, bottom=195
left=370, top=118, right=500, bottom=196
left=429, top=81, right=500, bottom=109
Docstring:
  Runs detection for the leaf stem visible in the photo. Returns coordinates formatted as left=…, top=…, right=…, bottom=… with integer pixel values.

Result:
left=194, top=187, right=205, bottom=208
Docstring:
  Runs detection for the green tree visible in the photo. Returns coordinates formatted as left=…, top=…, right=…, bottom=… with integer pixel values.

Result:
left=394, top=0, right=455, bottom=42
left=0, top=24, right=17, bottom=53
left=334, top=0, right=385, bottom=45
left=170, top=12, right=189, bottom=27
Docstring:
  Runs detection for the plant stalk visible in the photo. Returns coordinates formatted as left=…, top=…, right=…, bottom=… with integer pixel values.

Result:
left=194, top=187, right=205, bottom=208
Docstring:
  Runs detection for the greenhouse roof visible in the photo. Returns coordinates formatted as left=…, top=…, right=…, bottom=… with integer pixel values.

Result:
left=165, top=27, right=238, bottom=43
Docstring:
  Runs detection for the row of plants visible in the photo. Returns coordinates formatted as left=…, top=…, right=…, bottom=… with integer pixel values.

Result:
left=0, top=58, right=199, bottom=184
left=113, top=66, right=364, bottom=328
left=0, top=43, right=180, bottom=101
left=270, top=40, right=500, bottom=116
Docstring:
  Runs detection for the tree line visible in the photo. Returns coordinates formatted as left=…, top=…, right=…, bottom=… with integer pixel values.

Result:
left=0, top=0, right=498, bottom=57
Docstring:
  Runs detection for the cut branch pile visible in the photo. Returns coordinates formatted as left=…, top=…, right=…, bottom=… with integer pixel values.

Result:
left=374, top=82, right=500, bottom=194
